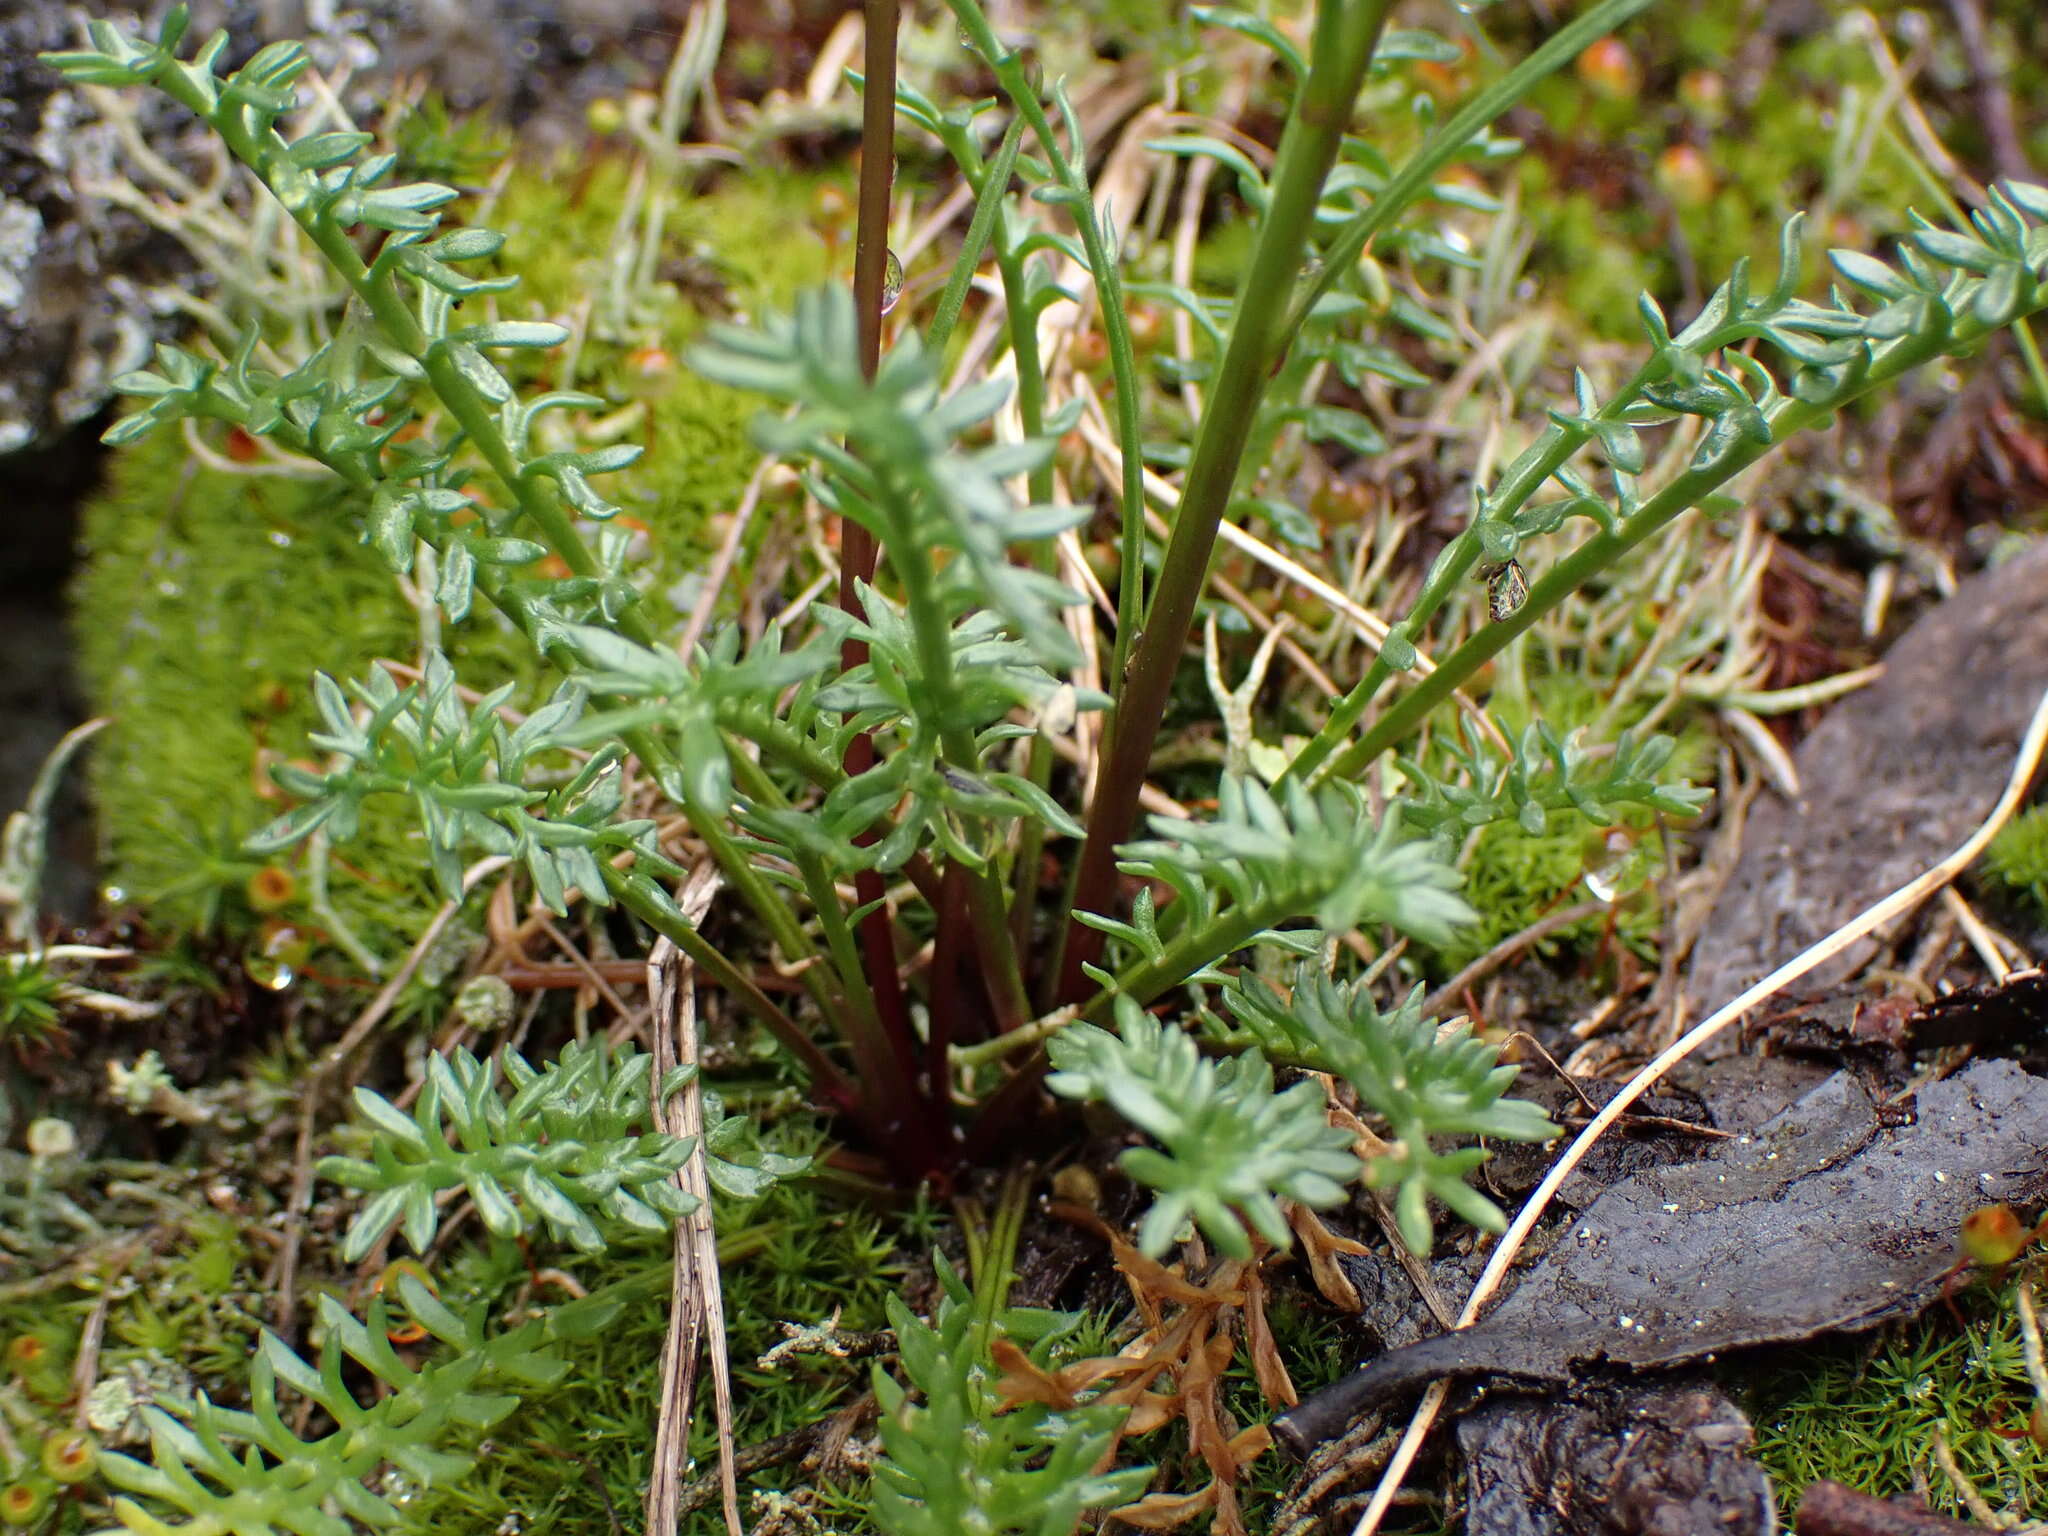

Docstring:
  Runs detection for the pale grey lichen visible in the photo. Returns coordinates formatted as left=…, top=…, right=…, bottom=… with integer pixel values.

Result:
left=0, top=198, right=43, bottom=314
left=86, top=1355, right=195, bottom=1446
left=50, top=274, right=156, bottom=431
left=452, top=972, right=516, bottom=1031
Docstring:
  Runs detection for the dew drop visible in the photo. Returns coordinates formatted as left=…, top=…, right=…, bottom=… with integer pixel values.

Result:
left=244, top=923, right=304, bottom=992
left=244, top=950, right=295, bottom=992
left=880, top=248, right=904, bottom=314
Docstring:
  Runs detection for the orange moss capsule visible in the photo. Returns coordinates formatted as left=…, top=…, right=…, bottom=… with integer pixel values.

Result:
left=810, top=183, right=852, bottom=234
left=625, top=345, right=673, bottom=379
left=1653, top=144, right=1716, bottom=209
left=41, top=1430, right=95, bottom=1484
left=245, top=866, right=297, bottom=914
left=1575, top=37, right=1639, bottom=101
left=1678, top=69, right=1727, bottom=123
left=374, top=1257, right=440, bottom=1345
left=241, top=680, right=292, bottom=718
left=0, top=1483, right=47, bottom=1527
left=1960, top=1204, right=2035, bottom=1268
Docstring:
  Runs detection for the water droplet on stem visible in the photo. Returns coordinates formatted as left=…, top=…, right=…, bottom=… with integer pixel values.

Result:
left=880, top=248, right=904, bottom=314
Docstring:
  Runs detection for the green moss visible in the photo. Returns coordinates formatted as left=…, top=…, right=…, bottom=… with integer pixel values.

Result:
left=1414, top=674, right=1710, bottom=978
left=71, top=152, right=837, bottom=957
left=393, top=1132, right=906, bottom=1536
left=1512, top=16, right=1939, bottom=340
left=71, top=428, right=492, bottom=951
left=1748, top=1270, right=2048, bottom=1521
left=1982, top=804, right=2048, bottom=922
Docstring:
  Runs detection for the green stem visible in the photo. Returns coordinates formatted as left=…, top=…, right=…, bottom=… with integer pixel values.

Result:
left=1276, top=0, right=1660, bottom=359
left=926, top=116, right=1026, bottom=361
left=953, top=889, right=1310, bottom=1072
left=797, top=851, right=908, bottom=1105
left=988, top=201, right=1062, bottom=966
left=969, top=1166, right=1031, bottom=1361
left=679, top=779, right=859, bottom=1044
left=600, top=865, right=854, bottom=1108
left=883, top=466, right=1033, bottom=1026
left=1280, top=354, right=1662, bottom=785
left=1085, top=898, right=1292, bottom=1023
left=1055, top=0, right=1393, bottom=1006
left=2014, top=318, right=2048, bottom=415
left=171, top=73, right=657, bottom=650
left=943, top=0, right=1147, bottom=678
left=727, top=751, right=929, bottom=1129
left=1323, top=306, right=2033, bottom=781
left=996, top=229, right=1054, bottom=504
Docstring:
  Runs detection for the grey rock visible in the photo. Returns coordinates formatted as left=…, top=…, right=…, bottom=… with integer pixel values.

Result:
left=1, top=0, right=692, bottom=456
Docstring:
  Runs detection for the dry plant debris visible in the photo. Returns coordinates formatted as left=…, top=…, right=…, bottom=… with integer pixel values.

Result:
left=992, top=1200, right=1304, bottom=1535
left=1277, top=1059, right=2048, bottom=1452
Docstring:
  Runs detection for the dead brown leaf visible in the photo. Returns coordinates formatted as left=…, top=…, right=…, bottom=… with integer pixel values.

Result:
left=1244, top=1258, right=1298, bottom=1407
left=1287, top=1202, right=1369, bottom=1313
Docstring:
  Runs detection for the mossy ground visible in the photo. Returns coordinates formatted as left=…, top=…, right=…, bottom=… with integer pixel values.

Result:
left=1982, top=803, right=2048, bottom=925
left=1748, top=1265, right=2048, bottom=1523
left=30, top=3, right=2048, bottom=1530
left=387, top=1134, right=909, bottom=1536
left=71, top=155, right=838, bottom=959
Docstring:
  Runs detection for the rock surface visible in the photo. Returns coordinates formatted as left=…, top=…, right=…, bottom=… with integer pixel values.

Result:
left=1, top=0, right=733, bottom=457
left=0, top=6, right=185, bottom=455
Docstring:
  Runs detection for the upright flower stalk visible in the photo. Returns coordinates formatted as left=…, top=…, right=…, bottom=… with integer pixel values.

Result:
left=1055, top=0, right=1394, bottom=1003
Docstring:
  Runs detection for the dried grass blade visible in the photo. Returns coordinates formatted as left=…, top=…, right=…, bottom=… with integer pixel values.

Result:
left=645, top=867, right=739, bottom=1536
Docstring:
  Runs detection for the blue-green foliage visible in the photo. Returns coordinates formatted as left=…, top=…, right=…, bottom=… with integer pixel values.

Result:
left=1225, top=966, right=1559, bottom=1252
left=1047, top=994, right=1358, bottom=1258
left=319, top=1040, right=805, bottom=1261
left=96, top=1278, right=617, bottom=1536
left=872, top=1259, right=1153, bottom=1535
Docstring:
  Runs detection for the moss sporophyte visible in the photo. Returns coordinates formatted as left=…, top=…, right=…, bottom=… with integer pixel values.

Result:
left=32, top=0, right=2048, bottom=1530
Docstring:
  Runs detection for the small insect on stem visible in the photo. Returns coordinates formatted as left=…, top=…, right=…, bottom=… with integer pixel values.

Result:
left=1477, top=558, right=1529, bottom=622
